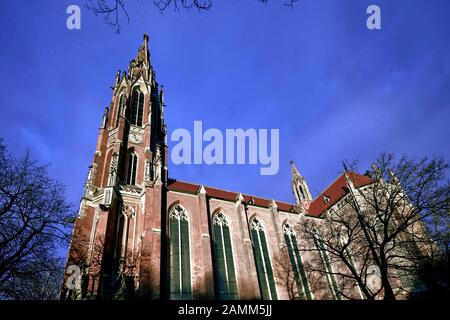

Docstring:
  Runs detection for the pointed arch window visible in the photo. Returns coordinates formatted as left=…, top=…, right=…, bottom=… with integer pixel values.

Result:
left=169, top=204, right=192, bottom=300
left=130, top=88, right=144, bottom=126
left=126, top=152, right=137, bottom=185
left=313, top=232, right=341, bottom=300
left=116, top=94, right=126, bottom=127
left=283, top=223, right=312, bottom=300
left=213, top=212, right=238, bottom=300
left=250, top=218, right=277, bottom=300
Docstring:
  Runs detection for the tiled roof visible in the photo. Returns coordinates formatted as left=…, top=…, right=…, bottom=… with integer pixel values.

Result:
left=167, top=179, right=296, bottom=212
left=307, top=172, right=373, bottom=216
left=166, top=172, right=373, bottom=216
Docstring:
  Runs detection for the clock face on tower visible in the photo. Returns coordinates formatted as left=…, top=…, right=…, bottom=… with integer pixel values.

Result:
left=129, top=133, right=143, bottom=144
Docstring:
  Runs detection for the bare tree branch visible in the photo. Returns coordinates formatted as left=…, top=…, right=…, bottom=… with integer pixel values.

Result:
left=86, top=0, right=300, bottom=33
left=0, top=139, right=75, bottom=300
left=288, top=153, right=450, bottom=300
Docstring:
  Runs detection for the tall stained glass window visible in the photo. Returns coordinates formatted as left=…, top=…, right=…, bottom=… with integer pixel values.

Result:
left=251, top=218, right=277, bottom=300
left=169, top=204, right=192, bottom=299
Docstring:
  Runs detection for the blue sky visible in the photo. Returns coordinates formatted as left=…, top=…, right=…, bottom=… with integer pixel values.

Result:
left=0, top=0, right=449, bottom=210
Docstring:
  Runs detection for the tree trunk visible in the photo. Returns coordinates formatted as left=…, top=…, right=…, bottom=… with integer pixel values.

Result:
left=380, top=265, right=396, bottom=300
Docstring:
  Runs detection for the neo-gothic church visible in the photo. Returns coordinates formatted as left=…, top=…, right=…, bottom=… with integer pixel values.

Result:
left=62, top=35, right=374, bottom=300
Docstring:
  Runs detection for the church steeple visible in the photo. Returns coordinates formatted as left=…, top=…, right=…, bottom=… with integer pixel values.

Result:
left=88, top=34, right=167, bottom=197
left=290, top=160, right=312, bottom=204
left=63, top=35, right=170, bottom=300
left=129, top=34, right=152, bottom=82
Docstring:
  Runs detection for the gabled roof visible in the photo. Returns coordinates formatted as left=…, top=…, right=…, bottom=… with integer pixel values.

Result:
left=167, top=179, right=295, bottom=213
left=307, top=172, right=373, bottom=217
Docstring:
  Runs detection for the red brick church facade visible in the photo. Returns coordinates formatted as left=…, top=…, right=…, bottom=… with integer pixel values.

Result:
left=62, top=35, right=374, bottom=300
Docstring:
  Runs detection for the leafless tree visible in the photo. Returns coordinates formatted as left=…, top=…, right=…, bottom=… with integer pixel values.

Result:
left=0, top=139, right=74, bottom=300
left=293, top=153, right=450, bottom=300
left=87, top=0, right=130, bottom=33
left=86, top=0, right=299, bottom=33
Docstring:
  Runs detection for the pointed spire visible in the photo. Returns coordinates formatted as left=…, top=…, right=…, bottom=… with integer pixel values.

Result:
left=290, top=160, right=301, bottom=178
left=291, top=160, right=312, bottom=203
left=136, top=33, right=151, bottom=66
left=101, top=107, right=109, bottom=128
left=114, top=69, right=121, bottom=87
left=128, top=34, right=152, bottom=81
left=143, top=33, right=149, bottom=48
left=343, top=171, right=355, bottom=191
left=343, top=171, right=362, bottom=213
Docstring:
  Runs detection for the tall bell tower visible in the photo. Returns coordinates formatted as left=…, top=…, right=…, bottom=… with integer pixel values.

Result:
left=63, top=34, right=168, bottom=300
